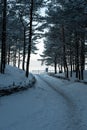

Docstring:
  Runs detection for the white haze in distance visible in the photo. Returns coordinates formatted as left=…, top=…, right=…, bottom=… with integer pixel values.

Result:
left=30, top=41, right=46, bottom=72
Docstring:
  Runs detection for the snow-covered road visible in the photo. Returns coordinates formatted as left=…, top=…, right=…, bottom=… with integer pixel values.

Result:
left=36, top=74, right=83, bottom=130
left=0, top=74, right=87, bottom=130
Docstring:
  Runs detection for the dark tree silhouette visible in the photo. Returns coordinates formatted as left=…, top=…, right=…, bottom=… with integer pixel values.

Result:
left=1, top=0, right=7, bottom=73
left=26, top=0, right=33, bottom=77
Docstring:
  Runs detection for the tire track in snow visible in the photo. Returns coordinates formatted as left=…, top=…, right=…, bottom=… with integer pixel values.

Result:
left=36, top=74, right=83, bottom=130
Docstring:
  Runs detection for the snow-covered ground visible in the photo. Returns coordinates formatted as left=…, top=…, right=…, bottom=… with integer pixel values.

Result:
left=0, top=65, right=35, bottom=89
left=52, top=70, right=87, bottom=83
left=0, top=69, right=87, bottom=130
left=39, top=74, right=87, bottom=130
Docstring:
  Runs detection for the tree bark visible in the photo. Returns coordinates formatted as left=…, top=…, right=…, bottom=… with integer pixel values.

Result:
left=1, top=0, right=7, bottom=73
left=22, top=28, right=26, bottom=71
left=61, top=25, right=67, bottom=73
left=80, top=35, right=85, bottom=80
left=75, top=31, right=79, bottom=78
left=26, top=0, right=33, bottom=77
left=54, top=58, right=57, bottom=74
left=13, top=47, right=16, bottom=67
left=70, top=43, right=72, bottom=77
left=18, top=47, right=20, bottom=68
left=7, top=44, right=10, bottom=65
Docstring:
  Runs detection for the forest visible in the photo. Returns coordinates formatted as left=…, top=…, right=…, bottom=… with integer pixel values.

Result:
left=0, top=0, right=87, bottom=80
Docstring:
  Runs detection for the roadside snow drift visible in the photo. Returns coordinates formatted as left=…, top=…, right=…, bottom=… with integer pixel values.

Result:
left=0, top=65, right=35, bottom=96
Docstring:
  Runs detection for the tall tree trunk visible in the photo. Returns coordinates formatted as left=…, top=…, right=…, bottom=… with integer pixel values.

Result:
left=72, top=58, right=75, bottom=72
left=26, top=0, right=33, bottom=77
left=1, top=0, right=7, bottom=73
left=80, top=35, right=85, bottom=80
left=18, top=47, right=20, bottom=68
left=70, top=44, right=72, bottom=77
left=66, top=66, right=69, bottom=78
left=61, top=25, right=67, bottom=74
left=54, top=62, right=57, bottom=74
left=75, top=31, right=79, bottom=78
left=54, top=57, right=57, bottom=74
left=60, top=58, right=63, bottom=72
left=70, top=62, right=72, bottom=77
left=22, top=28, right=26, bottom=71
left=13, top=48, right=16, bottom=67
left=7, top=44, right=10, bottom=65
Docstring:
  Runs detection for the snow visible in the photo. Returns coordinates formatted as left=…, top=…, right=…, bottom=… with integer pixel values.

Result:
left=53, top=70, right=87, bottom=82
left=38, top=74, right=87, bottom=130
left=54, top=70, right=84, bottom=78
left=0, top=65, right=35, bottom=89
left=0, top=66, right=87, bottom=130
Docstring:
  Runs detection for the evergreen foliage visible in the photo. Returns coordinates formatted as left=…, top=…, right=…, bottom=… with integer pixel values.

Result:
left=0, top=0, right=44, bottom=76
left=41, top=0, right=87, bottom=80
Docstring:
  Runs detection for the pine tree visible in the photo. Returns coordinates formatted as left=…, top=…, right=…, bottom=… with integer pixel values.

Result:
left=1, top=0, right=7, bottom=73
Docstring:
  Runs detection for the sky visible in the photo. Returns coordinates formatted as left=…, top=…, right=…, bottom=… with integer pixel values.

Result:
left=29, top=40, right=47, bottom=73
left=29, top=39, right=54, bottom=73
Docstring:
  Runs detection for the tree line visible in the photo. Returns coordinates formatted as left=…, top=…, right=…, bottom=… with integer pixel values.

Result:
left=0, top=0, right=44, bottom=77
left=41, top=0, right=87, bottom=80
left=0, top=0, right=87, bottom=80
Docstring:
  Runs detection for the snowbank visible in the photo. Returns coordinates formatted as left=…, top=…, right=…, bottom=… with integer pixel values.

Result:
left=0, top=65, right=36, bottom=96
left=49, top=70, right=87, bottom=84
